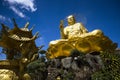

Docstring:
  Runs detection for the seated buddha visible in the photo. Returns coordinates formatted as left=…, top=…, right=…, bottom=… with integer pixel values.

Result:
left=49, top=15, right=103, bottom=45
left=47, top=15, right=116, bottom=59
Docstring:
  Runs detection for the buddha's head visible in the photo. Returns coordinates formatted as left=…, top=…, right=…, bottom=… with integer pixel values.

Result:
left=67, top=15, right=76, bottom=26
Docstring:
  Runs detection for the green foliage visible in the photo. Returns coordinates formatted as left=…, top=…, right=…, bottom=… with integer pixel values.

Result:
left=70, top=49, right=85, bottom=58
left=27, top=57, right=46, bottom=73
left=92, top=51, right=120, bottom=80
left=27, top=57, right=48, bottom=80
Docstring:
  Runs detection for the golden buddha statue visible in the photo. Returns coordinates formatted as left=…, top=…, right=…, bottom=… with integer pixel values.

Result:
left=50, top=15, right=103, bottom=45
left=47, top=15, right=117, bottom=59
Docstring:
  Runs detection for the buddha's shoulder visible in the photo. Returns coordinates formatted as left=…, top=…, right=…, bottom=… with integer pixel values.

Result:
left=74, top=22, right=83, bottom=26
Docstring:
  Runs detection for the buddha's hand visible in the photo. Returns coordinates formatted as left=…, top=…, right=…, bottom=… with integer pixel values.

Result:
left=59, top=20, right=64, bottom=31
left=59, top=20, right=66, bottom=39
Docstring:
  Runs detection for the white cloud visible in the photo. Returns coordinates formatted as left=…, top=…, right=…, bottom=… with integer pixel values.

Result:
left=0, top=15, right=11, bottom=22
left=0, top=15, right=6, bottom=21
left=4, top=0, right=37, bottom=18
left=4, top=0, right=37, bottom=12
left=10, top=6, right=25, bottom=18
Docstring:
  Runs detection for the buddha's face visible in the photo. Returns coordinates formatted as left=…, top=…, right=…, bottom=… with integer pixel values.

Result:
left=67, top=16, right=76, bottom=25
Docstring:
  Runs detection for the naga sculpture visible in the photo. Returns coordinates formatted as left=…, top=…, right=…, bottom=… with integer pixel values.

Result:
left=0, top=19, right=40, bottom=80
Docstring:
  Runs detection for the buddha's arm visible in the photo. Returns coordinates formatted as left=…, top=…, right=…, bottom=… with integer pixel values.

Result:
left=80, top=23, right=88, bottom=33
left=60, top=20, right=67, bottom=39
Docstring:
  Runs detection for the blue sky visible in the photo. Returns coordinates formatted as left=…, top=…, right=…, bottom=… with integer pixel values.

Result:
left=0, top=0, right=120, bottom=59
